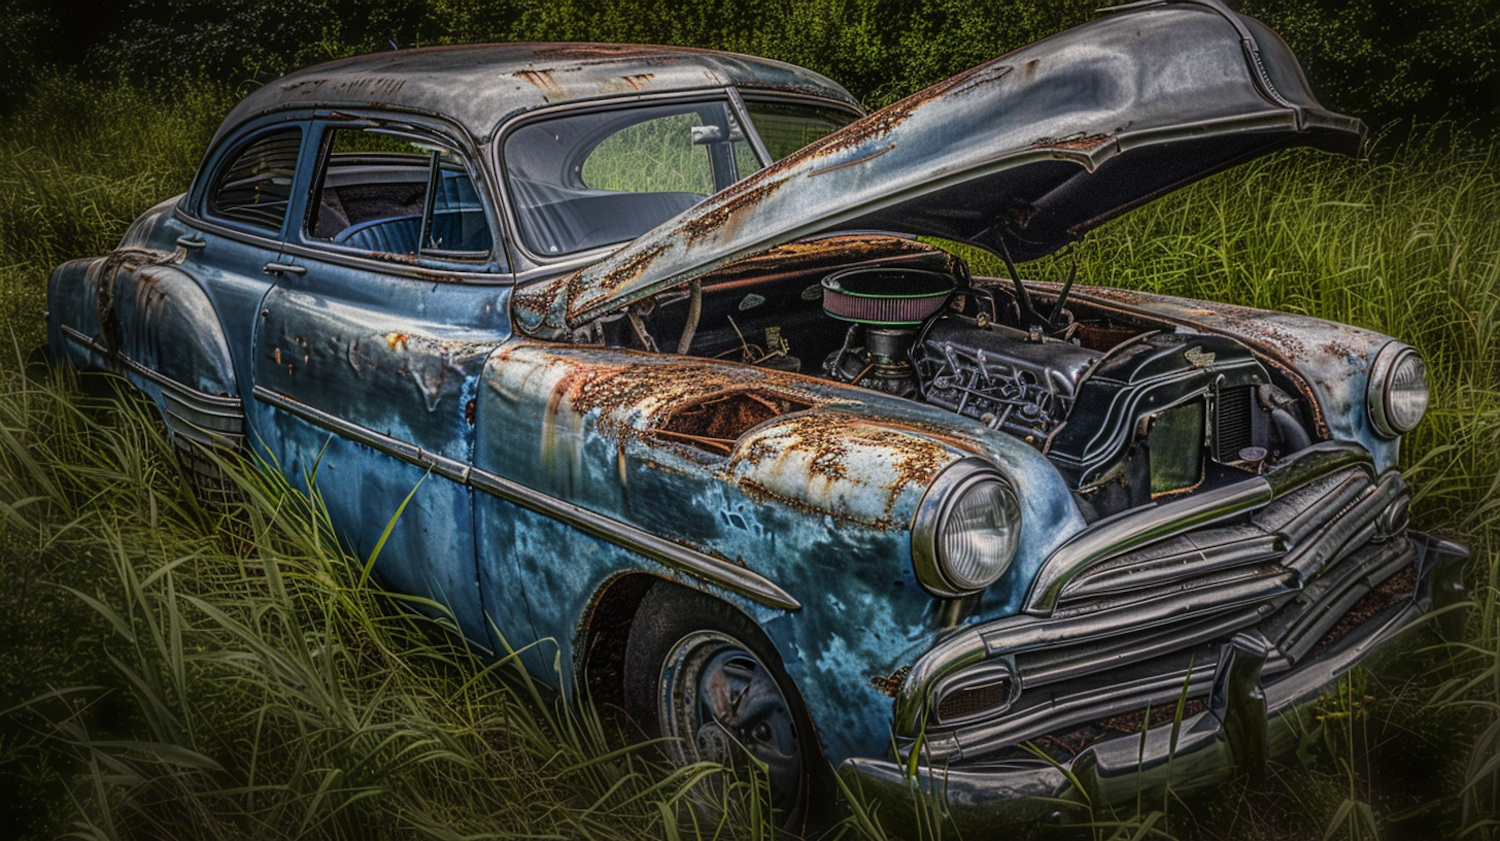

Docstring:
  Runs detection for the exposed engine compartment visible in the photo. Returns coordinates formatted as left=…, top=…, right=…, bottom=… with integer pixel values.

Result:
left=599, top=238, right=1320, bottom=517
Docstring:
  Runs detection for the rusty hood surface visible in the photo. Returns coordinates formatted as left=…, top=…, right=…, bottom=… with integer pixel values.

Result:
left=515, top=0, right=1364, bottom=339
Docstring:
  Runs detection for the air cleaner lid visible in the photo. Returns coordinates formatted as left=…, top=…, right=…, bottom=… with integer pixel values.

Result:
left=822, top=267, right=955, bottom=326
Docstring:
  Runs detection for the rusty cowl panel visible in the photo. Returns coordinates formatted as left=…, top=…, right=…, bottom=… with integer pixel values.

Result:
left=508, top=233, right=950, bottom=341
left=1058, top=283, right=1400, bottom=473
left=513, top=1, right=1363, bottom=339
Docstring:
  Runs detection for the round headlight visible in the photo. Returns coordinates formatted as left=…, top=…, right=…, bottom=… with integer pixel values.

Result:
left=911, top=459, right=1022, bottom=597
left=1368, top=343, right=1429, bottom=437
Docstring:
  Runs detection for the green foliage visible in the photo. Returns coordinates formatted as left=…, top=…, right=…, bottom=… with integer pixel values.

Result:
left=0, top=366, right=787, bottom=839
left=0, top=77, right=228, bottom=351
left=1240, top=0, right=1500, bottom=133
left=8, top=0, right=1496, bottom=132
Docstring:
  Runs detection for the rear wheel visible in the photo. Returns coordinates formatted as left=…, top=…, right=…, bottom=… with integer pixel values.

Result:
left=623, top=583, right=818, bottom=827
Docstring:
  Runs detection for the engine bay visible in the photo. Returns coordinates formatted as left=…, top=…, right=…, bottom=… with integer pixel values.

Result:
left=590, top=235, right=1320, bottom=518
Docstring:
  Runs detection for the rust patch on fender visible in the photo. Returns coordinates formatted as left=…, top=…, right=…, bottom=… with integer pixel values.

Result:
left=657, top=390, right=814, bottom=454
left=727, top=411, right=960, bottom=525
left=534, top=352, right=826, bottom=445
left=95, top=247, right=181, bottom=354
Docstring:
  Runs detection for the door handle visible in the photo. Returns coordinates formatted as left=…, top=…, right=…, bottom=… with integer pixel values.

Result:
left=262, top=262, right=307, bottom=276
left=176, top=234, right=207, bottom=250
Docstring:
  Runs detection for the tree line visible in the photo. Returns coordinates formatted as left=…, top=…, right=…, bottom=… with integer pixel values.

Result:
left=2, top=0, right=1496, bottom=134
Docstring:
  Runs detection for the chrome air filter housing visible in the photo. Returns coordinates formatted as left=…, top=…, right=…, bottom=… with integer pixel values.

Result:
left=822, top=267, right=955, bottom=326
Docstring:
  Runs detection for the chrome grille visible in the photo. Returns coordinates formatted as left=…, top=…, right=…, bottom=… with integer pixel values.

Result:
left=907, top=447, right=1417, bottom=760
left=1214, top=385, right=1255, bottom=460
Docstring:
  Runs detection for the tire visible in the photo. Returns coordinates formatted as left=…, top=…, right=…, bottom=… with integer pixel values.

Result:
left=623, top=582, right=821, bottom=829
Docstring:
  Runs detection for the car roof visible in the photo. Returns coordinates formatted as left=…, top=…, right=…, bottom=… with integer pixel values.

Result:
left=213, top=43, right=862, bottom=146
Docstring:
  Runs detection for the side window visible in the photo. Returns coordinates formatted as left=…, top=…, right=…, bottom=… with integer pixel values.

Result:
left=306, top=126, right=495, bottom=265
left=209, top=127, right=303, bottom=232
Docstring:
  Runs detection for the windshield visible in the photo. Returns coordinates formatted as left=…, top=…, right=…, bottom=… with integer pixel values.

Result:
left=503, top=97, right=860, bottom=258
left=505, top=100, right=758, bottom=257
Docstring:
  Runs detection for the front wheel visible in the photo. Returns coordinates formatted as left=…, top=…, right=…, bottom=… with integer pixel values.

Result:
left=623, top=583, right=818, bottom=827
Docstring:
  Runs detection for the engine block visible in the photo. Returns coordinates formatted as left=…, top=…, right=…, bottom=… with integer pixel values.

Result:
left=913, top=315, right=1100, bottom=441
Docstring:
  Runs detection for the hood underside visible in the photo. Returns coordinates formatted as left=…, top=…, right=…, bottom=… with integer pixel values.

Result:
left=514, top=0, right=1365, bottom=339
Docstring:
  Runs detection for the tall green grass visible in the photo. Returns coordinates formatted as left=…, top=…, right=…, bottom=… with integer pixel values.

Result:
left=1, top=78, right=1497, bottom=839
left=0, top=77, right=231, bottom=352
left=1, top=365, right=802, bottom=840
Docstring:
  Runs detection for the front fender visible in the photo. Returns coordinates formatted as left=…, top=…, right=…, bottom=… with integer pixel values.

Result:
left=474, top=340, right=1084, bottom=762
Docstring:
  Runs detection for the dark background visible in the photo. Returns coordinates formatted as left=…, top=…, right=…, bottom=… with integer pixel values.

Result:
left=2, top=0, right=1496, bottom=134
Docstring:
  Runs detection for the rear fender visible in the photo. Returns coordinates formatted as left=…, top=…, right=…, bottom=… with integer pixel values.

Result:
left=48, top=248, right=244, bottom=450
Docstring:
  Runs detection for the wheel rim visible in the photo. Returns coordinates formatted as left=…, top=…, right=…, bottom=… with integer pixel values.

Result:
left=658, top=631, right=803, bottom=815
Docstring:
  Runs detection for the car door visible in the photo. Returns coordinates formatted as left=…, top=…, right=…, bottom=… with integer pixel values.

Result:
left=250, top=115, right=515, bottom=646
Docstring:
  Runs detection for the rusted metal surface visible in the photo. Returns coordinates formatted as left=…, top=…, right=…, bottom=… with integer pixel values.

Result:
left=1031, top=132, right=1115, bottom=152
left=513, top=2, right=1364, bottom=339
left=471, top=336, right=1084, bottom=762
left=214, top=43, right=858, bottom=147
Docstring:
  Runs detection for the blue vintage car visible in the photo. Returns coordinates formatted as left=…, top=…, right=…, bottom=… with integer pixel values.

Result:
left=45, top=0, right=1468, bottom=832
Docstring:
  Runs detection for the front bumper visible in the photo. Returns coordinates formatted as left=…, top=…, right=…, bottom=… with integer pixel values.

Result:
left=839, top=531, right=1468, bottom=833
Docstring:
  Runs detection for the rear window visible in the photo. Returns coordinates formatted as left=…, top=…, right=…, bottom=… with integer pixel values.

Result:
left=208, top=127, right=303, bottom=232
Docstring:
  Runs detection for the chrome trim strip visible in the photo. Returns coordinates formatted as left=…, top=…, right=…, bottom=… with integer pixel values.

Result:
left=463, top=468, right=802, bottom=610
left=277, top=240, right=512, bottom=285
left=253, top=385, right=473, bottom=482
left=924, top=663, right=1219, bottom=762
left=252, top=385, right=801, bottom=611
left=60, top=325, right=244, bottom=411
left=1017, top=605, right=1264, bottom=687
left=1057, top=532, right=1285, bottom=604
left=1025, top=479, right=1273, bottom=615
left=173, top=210, right=287, bottom=253
left=1026, top=442, right=1374, bottom=615
left=1259, top=441, right=1375, bottom=495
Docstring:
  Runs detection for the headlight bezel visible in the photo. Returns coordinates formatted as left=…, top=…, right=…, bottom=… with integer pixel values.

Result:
left=1367, top=342, right=1429, bottom=438
left=911, top=457, right=1022, bottom=598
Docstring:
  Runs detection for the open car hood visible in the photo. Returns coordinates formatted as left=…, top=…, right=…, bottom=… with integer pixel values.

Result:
left=514, top=0, right=1364, bottom=339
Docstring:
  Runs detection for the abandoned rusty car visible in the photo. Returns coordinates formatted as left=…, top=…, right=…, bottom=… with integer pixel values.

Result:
left=45, top=0, right=1468, bottom=831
